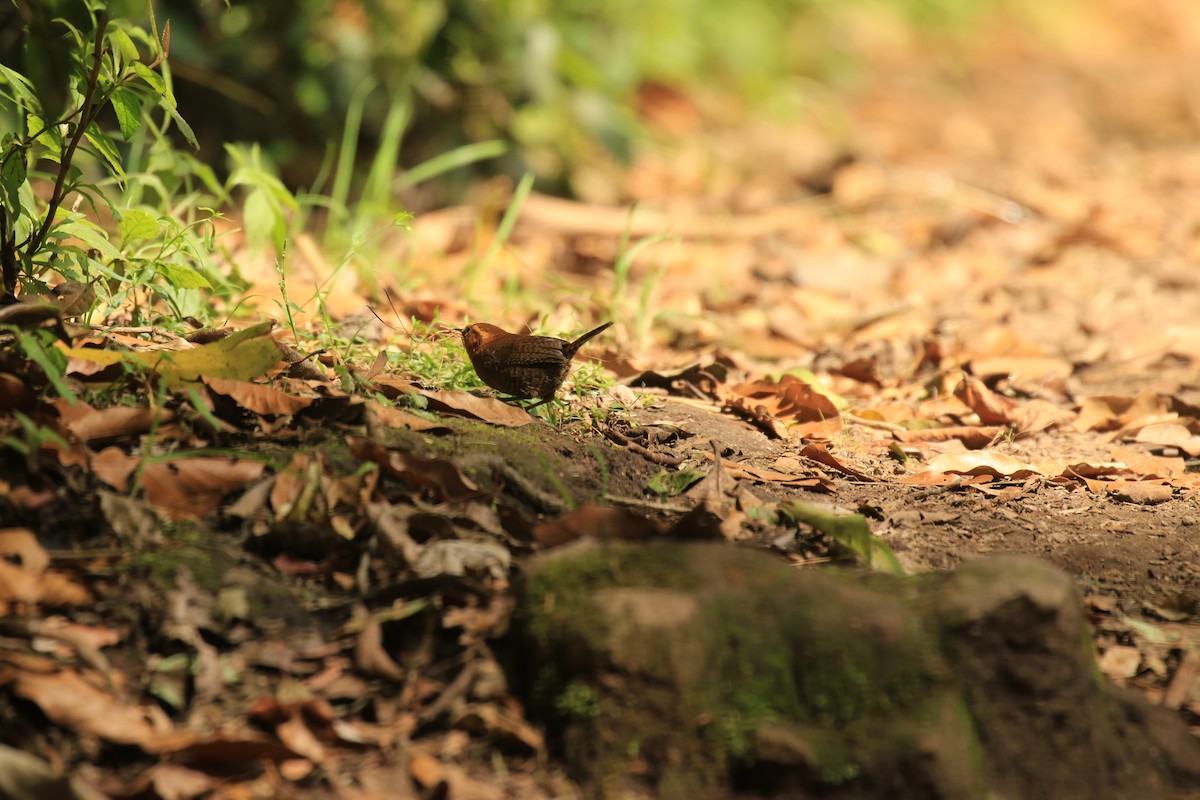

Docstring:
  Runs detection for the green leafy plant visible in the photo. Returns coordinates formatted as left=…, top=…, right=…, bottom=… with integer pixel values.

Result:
left=0, top=1, right=233, bottom=321
left=648, top=467, right=705, bottom=498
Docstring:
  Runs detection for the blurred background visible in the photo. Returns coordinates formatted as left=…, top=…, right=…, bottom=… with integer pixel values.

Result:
left=63, top=0, right=1104, bottom=205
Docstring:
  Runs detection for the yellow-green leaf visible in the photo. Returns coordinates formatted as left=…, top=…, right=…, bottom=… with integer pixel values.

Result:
left=61, top=322, right=281, bottom=387
left=780, top=501, right=905, bottom=575
left=157, top=261, right=211, bottom=289
left=53, top=220, right=122, bottom=261
left=119, top=208, right=160, bottom=244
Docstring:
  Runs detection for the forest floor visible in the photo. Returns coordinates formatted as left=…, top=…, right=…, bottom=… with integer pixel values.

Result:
left=2, top=1, right=1200, bottom=797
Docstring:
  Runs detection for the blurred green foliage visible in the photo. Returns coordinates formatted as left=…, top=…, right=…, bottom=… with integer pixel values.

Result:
left=155, top=0, right=1010, bottom=197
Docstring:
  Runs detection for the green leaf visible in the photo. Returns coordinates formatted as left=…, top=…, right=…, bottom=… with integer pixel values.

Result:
left=15, top=331, right=77, bottom=405
left=83, top=122, right=126, bottom=186
left=26, top=113, right=61, bottom=153
left=119, top=208, right=160, bottom=244
left=780, top=501, right=905, bottom=575
left=648, top=468, right=706, bottom=497
left=0, top=64, right=38, bottom=106
left=158, top=96, right=198, bottom=149
left=108, top=27, right=141, bottom=66
left=395, top=139, right=507, bottom=191
left=1, top=147, right=27, bottom=212
left=51, top=220, right=123, bottom=262
left=109, top=87, right=143, bottom=140
left=132, top=63, right=166, bottom=94
left=156, top=261, right=212, bottom=289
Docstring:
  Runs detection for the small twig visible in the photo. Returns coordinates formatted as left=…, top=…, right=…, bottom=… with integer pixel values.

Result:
left=907, top=480, right=964, bottom=501
left=604, top=493, right=692, bottom=514
left=25, top=13, right=110, bottom=257
left=418, top=656, right=479, bottom=725
left=600, top=425, right=682, bottom=466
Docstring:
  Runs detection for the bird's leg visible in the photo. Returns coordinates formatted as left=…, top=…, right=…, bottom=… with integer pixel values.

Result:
left=522, top=396, right=555, bottom=411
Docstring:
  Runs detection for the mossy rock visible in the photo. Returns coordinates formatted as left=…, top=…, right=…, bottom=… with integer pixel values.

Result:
left=518, top=541, right=1200, bottom=799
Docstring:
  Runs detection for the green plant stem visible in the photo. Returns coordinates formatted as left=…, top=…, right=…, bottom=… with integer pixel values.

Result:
left=25, top=13, right=110, bottom=260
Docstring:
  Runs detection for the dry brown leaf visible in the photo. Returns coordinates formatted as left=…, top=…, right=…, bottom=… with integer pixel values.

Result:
left=275, top=713, right=326, bottom=764
left=1009, top=399, right=1075, bottom=434
left=969, top=356, right=1073, bottom=383
left=13, top=668, right=167, bottom=747
left=364, top=399, right=449, bottom=432
left=1080, top=479, right=1173, bottom=504
left=416, top=389, right=536, bottom=427
left=797, top=442, right=878, bottom=481
left=204, top=377, right=315, bottom=416
left=59, top=404, right=170, bottom=444
left=0, top=529, right=89, bottom=608
left=727, top=375, right=843, bottom=439
left=408, top=751, right=503, bottom=800
left=348, top=438, right=477, bottom=500
left=954, top=375, right=1015, bottom=425
left=1109, top=446, right=1185, bottom=479
left=150, top=730, right=301, bottom=761
left=140, top=457, right=266, bottom=520
left=91, top=447, right=140, bottom=492
left=1134, top=422, right=1200, bottom=456
left=1075, top=392, right=1171, bottom=433
left=369, top=374, right=420, bottom=399
left=355, top=616, right=407, bottom=683
left=925, top=451, right=1042, bottom=479
left=532, top=504, right=662, bottom=548
left=129, top=762, right=215, bottom=800
left=895, top=425, right=1005, bottom=449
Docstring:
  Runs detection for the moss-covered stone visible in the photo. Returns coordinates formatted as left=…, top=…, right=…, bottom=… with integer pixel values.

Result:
left=517, top=542, right=1200, bottom=799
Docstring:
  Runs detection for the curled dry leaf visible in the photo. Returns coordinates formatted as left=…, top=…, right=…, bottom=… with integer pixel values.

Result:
left=924, top=451, right=1042, bottom=479
left=798, top=442, right=879, bottom=481
left=355, top=615, right=407, bottom=683
left=954, top=374, right=1016, bottom=425
left=204, top=376, right=315, bottom=416
left=1075, top=392, right=1170, bottom=434
left=726, top=374, right=843, bottom=440
left=349, top=437, right=477, bottom=500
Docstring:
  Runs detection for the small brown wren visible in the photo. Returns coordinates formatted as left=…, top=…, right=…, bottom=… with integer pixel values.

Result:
left=460, top=321, right=612, bottom=408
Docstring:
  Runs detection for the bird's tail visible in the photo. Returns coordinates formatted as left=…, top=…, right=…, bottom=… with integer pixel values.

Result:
left=565, top=321, right=613, bottom=356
